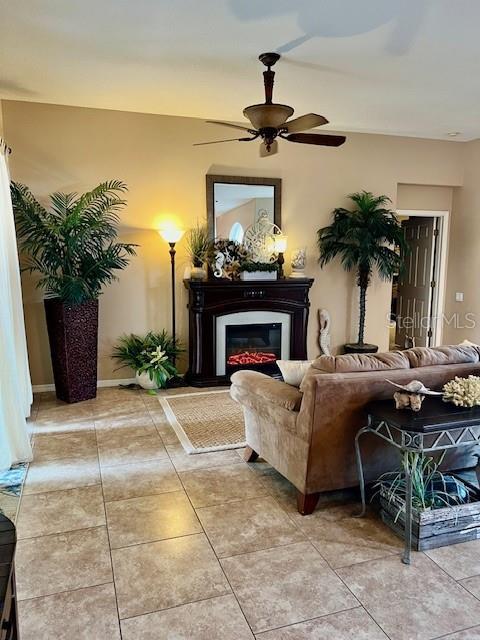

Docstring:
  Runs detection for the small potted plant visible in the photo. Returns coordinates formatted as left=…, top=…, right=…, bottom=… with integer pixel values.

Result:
left=112, top=331, right=181, bottom=390
left=240, top=260, right=278, bottom=281
left=186, top=224, right=210, bottom=280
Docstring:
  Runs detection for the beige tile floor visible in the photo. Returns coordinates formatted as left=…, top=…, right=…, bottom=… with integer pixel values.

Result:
left=14, top=386, right=480, bottom=640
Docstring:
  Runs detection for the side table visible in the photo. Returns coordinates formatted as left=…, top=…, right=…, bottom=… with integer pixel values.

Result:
left=355, top=396, right=480, bottom=565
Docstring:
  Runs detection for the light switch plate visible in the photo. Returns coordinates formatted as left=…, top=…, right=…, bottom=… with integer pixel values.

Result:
left=455, top=292, right=464, bottom=302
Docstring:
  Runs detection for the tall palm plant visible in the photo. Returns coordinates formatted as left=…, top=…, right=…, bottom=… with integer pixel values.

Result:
left=11, top=180, right=137, bottom=304
left=317, top=191, right=409, bottom=349
left=10, top=179, right=137, bottom=403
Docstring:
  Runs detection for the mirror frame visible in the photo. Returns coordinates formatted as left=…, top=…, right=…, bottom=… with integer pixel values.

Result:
left=206, top=174, right=282, bottom=240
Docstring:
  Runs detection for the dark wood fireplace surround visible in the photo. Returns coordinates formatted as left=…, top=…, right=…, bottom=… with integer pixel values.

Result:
left=185, top=278, right=314, bottom=386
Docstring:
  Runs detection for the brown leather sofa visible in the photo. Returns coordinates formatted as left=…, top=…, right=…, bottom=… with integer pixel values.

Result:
left=230, top=345, right=480, bottom=515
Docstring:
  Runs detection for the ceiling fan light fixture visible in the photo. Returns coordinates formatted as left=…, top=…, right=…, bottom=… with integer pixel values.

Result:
left=243, top=104, right=294, bottom=130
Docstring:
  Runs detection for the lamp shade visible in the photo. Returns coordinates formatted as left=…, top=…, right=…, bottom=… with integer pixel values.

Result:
left=243, top=104, right=294, bottom=130
left=274, top=234, right=288, bottom=254
left=158, top=224, right=185, bottom=244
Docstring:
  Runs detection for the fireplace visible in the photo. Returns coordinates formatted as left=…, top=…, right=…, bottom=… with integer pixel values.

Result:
left=215, top=311, right=291, bottom=377
left=185, top=279, right=314, bottom=386
left=226, top=323, right=281, bottom=372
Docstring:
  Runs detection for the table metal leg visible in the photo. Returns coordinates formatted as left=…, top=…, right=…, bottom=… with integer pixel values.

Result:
left=402, top=463, right=413, bottom=565
left=355, top=426, right=371, bottom=518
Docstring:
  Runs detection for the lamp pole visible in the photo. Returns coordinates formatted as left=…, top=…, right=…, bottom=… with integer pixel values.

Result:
left=159, top=225, right=184, bottom=369
left=274, top=234, right=288, bottom=279
left=169, top=241, right=177, bottom=365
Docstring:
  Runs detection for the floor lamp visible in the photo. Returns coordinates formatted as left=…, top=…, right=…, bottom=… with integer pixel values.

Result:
left=159, top=225, right=185, bottom=367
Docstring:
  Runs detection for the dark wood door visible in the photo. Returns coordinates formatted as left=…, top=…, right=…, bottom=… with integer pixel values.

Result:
left=396, top=217, right=436, bottom=348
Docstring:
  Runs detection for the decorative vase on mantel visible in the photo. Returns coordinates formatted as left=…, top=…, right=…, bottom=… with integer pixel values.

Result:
left=190, top=262, right=207, bottom=281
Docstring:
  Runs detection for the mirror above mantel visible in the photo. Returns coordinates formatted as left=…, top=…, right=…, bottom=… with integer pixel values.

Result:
left=206, top=175, right=282, bottom=241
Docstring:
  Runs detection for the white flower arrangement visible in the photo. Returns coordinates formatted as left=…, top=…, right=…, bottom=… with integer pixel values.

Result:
left=443, top=375, right=480, bottom=407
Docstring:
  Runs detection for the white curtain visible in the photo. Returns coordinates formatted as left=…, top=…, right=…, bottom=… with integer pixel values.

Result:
left=0, top=149, right=33, bottom=470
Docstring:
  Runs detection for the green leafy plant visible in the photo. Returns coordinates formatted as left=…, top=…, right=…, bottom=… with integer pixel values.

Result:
left=11, top=180, right=137, bottom=305
left=112, top=331, right=181, bottom=388
left=317, top=191, right=409, bottom=346
left=373, top=451, right=471, bottom=521
left=187, top=223, right=210, bottom=267
left=240, top=260, right=278, bottom=273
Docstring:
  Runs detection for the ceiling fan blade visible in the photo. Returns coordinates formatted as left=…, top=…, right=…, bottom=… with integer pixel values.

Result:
left=259, top=140, right=278, bottom=157
left=193, top=137, right=255, bottom=146
left=283, top=113, right=328, bottom=133
left=285, top=133, right=346, bottom=147
left=206, top=120, right=255, bottom=133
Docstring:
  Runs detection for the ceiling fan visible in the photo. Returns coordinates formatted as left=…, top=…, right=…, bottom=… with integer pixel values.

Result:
left=194, top=52, right=346, bottom=156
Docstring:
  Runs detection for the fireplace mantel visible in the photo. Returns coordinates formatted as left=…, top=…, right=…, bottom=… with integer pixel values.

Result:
left=185, top=278, right=314, bottom=386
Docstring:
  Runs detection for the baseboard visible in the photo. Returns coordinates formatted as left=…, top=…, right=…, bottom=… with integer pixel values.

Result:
left=32, top=378, right=136, bottom=393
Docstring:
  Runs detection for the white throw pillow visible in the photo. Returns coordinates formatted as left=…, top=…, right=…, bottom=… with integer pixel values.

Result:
left=460, top=339, right=480, bottom=347
left=277, top=360, right=313, bottom=387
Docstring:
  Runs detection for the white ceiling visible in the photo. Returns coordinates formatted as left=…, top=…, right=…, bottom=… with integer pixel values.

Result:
left=1, top=0, right=480, bottom=140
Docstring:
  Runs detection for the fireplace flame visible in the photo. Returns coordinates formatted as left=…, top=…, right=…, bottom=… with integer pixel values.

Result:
left=227, top=351, right=277, bottom=366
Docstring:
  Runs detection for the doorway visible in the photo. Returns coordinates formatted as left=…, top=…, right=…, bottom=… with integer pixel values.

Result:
left=390, top=209, right=449, bottom=349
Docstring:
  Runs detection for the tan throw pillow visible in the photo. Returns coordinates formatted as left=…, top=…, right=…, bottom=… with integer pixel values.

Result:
left=277, top=360, right=313, bottom=387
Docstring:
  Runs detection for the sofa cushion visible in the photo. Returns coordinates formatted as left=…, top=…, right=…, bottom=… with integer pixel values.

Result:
left=311, top=351, right=410, bottom=374
left=405, top=345, right=479, bottom=368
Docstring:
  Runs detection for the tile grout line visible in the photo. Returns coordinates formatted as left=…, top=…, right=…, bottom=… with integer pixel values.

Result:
left=250, top=476, right=394, bottom=639
left=422, top=550, right=480, bottom=609
left=432, top=621, right=480, bottom=639
left=331, top=563, right=393, bottom=640
left=149, top=390, right=371, bottom=637
left=251, top=605, right=366, bottom=637
left=17, top=580, right=115, bottom=605
left=157, top=389, right=257, bottom=637
left=94, top=411, right=126, bottom=640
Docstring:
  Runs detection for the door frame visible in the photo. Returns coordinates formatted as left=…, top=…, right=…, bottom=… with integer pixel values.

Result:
left=396, top=209, right=450, bottom=346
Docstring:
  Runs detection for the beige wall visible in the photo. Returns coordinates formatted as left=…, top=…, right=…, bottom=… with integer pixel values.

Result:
left=215, top=199, right=255, bottom=240
left=444, top=139, right=480, bottom=344
left=397, top=183, right=454, bottom=212
left=3, top=100, right=466, bottom=385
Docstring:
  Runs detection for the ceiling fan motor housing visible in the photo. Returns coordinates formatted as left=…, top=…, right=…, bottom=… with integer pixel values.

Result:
left=243, top=103, right=294, bottom=130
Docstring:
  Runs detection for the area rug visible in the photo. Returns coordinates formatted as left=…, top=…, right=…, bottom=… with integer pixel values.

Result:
left=159, top=390, right=246, bottom=454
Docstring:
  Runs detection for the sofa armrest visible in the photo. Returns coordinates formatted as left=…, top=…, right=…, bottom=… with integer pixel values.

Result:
left=230, top=370, right=303, bottom=411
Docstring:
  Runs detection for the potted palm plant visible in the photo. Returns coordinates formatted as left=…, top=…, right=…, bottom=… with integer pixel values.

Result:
left=317, top=191, right=409, bottom=353
left=11, top=180, right=137, bottom=403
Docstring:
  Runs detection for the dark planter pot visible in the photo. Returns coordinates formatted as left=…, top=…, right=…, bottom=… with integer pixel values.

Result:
left=44, top=298, right=99, bottom=403
left=344, top=343, right=379, bottom=354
